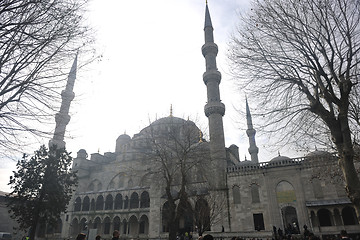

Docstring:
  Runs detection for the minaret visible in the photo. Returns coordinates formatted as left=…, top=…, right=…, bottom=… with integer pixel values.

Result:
left=202, top=3, right=226, bottom=188
left=49, top=55, right=77, bottom=149
left=246, top=98, right=259, bottom=163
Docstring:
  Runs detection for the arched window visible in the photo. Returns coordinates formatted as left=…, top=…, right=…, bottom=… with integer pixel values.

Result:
left=342, top=206, right=358, bottom=225
left=139, top=215, right=149, bottom=234
left=71, top=218, right=79, bottom=236
left=114, top=216, right=121, bottom=231
left=90, top=199, right=95, bottom=211
left=233, top=185, right=241, bottom=204
left=93, top=217, right=101, bottom=229
left=162, top=202, right=170, bottom=232
left=195, top=198, right=211, bottom=233
left=115, top=194, right=123, bottom=209
left=276, top=181, right=296, bottom=203
left=124, top=196, right=129, bottom=209
left=74, top=197, right=81, bottom=212
left=80, top=218, right=87, bottom=231
left=140, top=191, right=150, bottom=208
left=129, top=215, right=139, bottom=236
left=251, top=184, right=260, bottom=203
left=123, top=219, right=128, bottom=234
left=82, top=196, right=90, bottom=211
left=105, top=194, right=113, bottom=210
left=318, top=209, right=332, bottom=226
left=96, top=195, right=104, bottom=211
left=130, top=192, right=139, bottom=209
left=104, top=217, right=111, bottom=234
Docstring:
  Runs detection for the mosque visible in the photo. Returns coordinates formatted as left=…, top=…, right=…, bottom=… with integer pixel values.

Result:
left=35, top=3, right=360, bottom=240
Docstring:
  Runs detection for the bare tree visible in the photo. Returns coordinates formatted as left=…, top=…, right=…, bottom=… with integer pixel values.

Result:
left=141, top=117, right=210, bottom=240
left=228, top=0, right=360, bottom=217
left=194, top=192, right=226, bottom=236
left=0, top=0, right=94, bottom=155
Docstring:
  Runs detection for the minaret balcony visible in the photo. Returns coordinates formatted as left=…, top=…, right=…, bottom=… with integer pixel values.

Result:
left=201, top=42, right=218, bottom=57
left=203, top=70, right=221, bottom=85
left=204, top=101, right=225, bottom=117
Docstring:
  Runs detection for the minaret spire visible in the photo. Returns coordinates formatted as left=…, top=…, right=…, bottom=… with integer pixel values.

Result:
left=202, top=3, right=226, bottom=189
left=246, top=98, right=259, bottom=163
left=49, top=55, right=78, bottom=149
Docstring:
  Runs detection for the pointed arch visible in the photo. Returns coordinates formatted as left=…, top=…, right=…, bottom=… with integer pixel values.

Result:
left=96, top=195, right=104, bottom=210
left=129, top=215, right=139, bottom=236
left=82, top=196, right=90, bottom=211
left=139, top=215, right=149, bottom=234
left=140, top=191, right=150, bottom=208
left=342, top=206, right=358, bottom=225
left=124, top=195, right=129, bottom=209
left=122, top=219, right=128, bottom=235
left=90, top=198, right=95, bottom=211
left=115, top=193, right=123, bottom=209
left=74, top=197, right=81, bottom=212
left=318, top=209, right=332, bottom=226
left=105, top=194, right=113, bottom=210
left=276, top=181, right=296, bottom=203
left=104, top=216, right=111, bottom=234
left=114, top=216, right=121, bottom=231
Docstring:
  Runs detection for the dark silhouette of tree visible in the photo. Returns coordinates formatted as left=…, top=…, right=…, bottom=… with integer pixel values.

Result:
left=0, top=0, right=94, bottom=155
left=228, top=0, right=360, bottom=217
left=142, top=117, right=210, bottom=240
left=7, top=145, right=77, bottom=240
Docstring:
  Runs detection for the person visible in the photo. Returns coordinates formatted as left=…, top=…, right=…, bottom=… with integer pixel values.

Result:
left=76, top=233, right=86, bottom=240
left=340, top=230, right=351, bottom=240
left=112, top=230, right=120, bottom=240
left=96, top=235, right=101, bottom=240
left=203, top=234, right=214, bottom=240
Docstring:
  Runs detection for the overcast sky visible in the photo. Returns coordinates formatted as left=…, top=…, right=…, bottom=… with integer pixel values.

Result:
left=0, top=0, right=305, bottom=192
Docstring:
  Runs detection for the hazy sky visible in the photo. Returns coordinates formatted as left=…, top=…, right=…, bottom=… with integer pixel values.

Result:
left=0, top=0, right=303, bottom=192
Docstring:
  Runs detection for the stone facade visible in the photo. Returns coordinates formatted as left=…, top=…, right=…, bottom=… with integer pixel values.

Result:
left=52, top=3, right=360, bottom=240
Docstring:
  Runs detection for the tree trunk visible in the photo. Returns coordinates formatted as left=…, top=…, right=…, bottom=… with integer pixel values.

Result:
left=338, top=151, right=360, bottom=223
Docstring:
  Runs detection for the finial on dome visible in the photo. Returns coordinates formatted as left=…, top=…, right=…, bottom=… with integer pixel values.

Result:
left=206, top=0, right=208, bottom=4
left=278, top=150, right=281, bottom=156
left=170, top=104, right=173, bottom=117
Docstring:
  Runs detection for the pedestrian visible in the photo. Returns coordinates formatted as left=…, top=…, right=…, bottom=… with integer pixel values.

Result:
left=203, top=235, right=214, bottom=240
left=340, top=230, right=351, bottom=240
left=112, top=230, right=120, bottom=240
left=76, top=233, right=86, bottom=240
left=96, top=235, right=101, bottom=240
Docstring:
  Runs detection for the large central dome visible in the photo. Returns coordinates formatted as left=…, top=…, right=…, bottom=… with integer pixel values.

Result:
left=137, top=116, right=201, bottom=144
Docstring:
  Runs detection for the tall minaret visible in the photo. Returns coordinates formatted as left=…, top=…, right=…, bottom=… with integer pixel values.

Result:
left=202, top=3, right=226, bottom=188
left=49, top=55, right=77, bottom=149
left=246, top=98, right=259, bottom=163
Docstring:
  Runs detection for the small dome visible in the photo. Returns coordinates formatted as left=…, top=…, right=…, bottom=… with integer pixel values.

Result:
left=77, top=149, right=88, bottom=159
left=117, top=134, right=131, bottom=141
left=270, top=155, right=291, bottom=162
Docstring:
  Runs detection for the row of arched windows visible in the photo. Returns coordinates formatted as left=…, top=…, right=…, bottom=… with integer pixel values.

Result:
left=74, top=191, right=150, bottom=212
left=71, top=215, right=149, bottom=237
left=311, top=206, right=358, bottom=227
